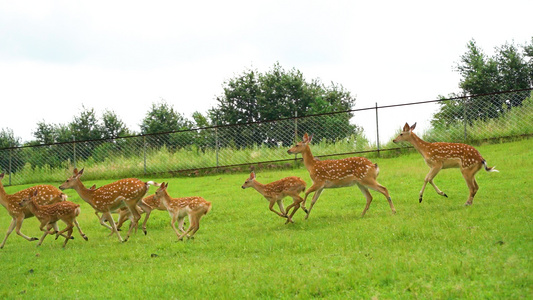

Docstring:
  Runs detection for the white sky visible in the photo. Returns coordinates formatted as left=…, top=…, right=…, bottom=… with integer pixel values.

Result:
left=0, top=0, right=531, bottom=144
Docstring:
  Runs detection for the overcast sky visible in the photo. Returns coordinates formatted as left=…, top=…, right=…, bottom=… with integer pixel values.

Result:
left=0, top=0, right=531, bottom=144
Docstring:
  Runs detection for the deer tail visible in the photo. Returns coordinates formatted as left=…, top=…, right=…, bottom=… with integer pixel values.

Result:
left=146, top=181, right=161, bottom=187
left=482, top=160, right=499, bottom=172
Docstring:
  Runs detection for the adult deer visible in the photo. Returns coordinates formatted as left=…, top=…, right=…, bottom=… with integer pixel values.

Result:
left=59, top=168, right=156, bottom=242
left=153, top=182, right=212, bottom=241
left=241, top=171, right=306, bottom=224
left=393, top=122, right=498, bottom=205
left=0, top=173, right=67, bottom=248
left=287, top=133, right=396, bottom=219
left=19, top=190, right=88, bottom=247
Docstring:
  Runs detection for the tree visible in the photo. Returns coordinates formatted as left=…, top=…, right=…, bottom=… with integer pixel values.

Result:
left=70, top=106, right=103, bottom=142
left=433, top=38, right=533, bottom=127
left=210, top=63, right=357, bottom=147
left=101, top=109, right=130, bottom=139
left=0, top=128, right=21, bottom=174
left=141, top=100, right=193, bottom=148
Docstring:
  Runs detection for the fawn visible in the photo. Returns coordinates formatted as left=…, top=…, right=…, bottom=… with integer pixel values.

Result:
left=241, top=171, right=306, bottom=223
left=19, top=190, right=88, bottom=247
left=153, top=182, right=212, bottom=241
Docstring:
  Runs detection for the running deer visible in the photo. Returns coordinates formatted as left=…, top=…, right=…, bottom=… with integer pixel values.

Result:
left=393, top=122, right=498, bottom=205
left=116, top=193, right=166, bottom=235
left=153, top=182, right=212, bottom=241
left=0, top=173, right=67, bottom=248
left=19, top=190, right=88, bottom=247
left=241, top=171, right=306, bottom=224
left=287, top=133, right=396, bottom=219
left=59, top=168, right=156, bottom=242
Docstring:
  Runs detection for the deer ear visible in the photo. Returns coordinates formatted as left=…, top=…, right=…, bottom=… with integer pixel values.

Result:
left=250, top=171, right=255, bottom=179
left=33, top=190, right=39, bottom=196
left=73, top=168, right=78, bottom=175
left=0, top=173, right=4, bottom=180
left=303, top=133, right=309, bottom=143
left=410, top=122, right=417, bottom=131
left=308, top=134, right=313, bottom=143
left=403, top=123, right=410, bottom=131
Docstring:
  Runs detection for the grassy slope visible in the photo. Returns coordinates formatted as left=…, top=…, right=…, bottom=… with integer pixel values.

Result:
left=0, top=139, right=531, bottom=299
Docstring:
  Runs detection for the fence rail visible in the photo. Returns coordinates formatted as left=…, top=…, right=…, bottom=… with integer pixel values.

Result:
left=1, top=89, right=532, bottom=186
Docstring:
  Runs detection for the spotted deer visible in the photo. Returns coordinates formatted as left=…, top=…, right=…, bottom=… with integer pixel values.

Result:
left=115, top=193, right=165, bottom=235
left=153, top=182, right=212, bottom=241
left=19, top=190, right=88, bottom=247
left=393, top=122, right=498, bottom=205
left=241, top=171, right=306, bottom=224
left=59, top=168, right=157, bottom=242
left=0, top=173, right=67, bottom=248
left=287, top=133, right=396, bottom=219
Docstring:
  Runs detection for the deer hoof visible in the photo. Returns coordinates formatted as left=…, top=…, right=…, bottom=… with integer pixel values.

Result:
left=419, top=197, right=423, bottom=203
left=443, top=193, right=448, bottom=198
left=143, top=230, right=147, bottom=235
left=83, top=235, right=88, bottom=241
left=30, top=237, right=38, bottom=241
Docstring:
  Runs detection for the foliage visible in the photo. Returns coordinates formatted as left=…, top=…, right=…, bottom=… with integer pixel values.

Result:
left=0, top=141, right=531, bottom=298
left=433, top=38, right=533, bottom=126
left=210, top=63, right=357, bottom=147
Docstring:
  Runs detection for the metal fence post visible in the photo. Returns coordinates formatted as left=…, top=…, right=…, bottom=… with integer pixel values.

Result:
left=294, top=110, right=298, bottom=164
left=463, top=95, right=468, bottom=142
left=375, top=102, right=380, bottom=157
left=72, top=136, right=77, bottom=169
left=143, top=136, right=147, bottom=174
left=215, top=126, right=219, bottom=168
left=8, top=148, right=12, bottom=185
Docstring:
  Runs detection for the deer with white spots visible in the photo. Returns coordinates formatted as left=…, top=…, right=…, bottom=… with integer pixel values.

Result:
left=393, top=122, right=498, bottom=205
left=59, top=168, right=157, bottom=242
left=18, top=190, right=88, bottom=247
left=153, top=182, right=211, bottom=241
left=287, top=133, right=396, bottom=219
left=0, top=173, right=68, bottom=249
left=241, top=172, right=306, bottom=224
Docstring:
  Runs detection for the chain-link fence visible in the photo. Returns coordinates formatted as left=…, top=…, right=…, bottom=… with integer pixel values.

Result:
left=1, top=89, right=532, bottom=185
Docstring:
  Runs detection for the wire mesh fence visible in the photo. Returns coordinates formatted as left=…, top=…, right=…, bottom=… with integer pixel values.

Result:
left=1, top=89, right=532, bottom=185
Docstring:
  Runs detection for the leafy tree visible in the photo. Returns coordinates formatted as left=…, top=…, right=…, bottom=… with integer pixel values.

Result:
left=210, top=63, right=357, bottom=147
left=141, top=100, right=193, bottom=148
left=0, top=128, right=21, bottom=174
left=101, top=109, right=130, bottom=139
left=70, top=106, right=103, bottom=141
left=433, top=38, right=533, bottom=128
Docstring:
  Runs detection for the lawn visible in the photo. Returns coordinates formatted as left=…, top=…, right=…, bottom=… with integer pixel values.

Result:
left=0, top=139, right=531, bottom=299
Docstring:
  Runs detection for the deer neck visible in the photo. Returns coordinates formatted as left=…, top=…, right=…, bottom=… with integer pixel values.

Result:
left=301, top=145, right=317, bottom=172
left=27, top=198, right=41, bottom=215
left=409, top=133, right=431, bottom=158
left=250, top=180, right=267, bottom=195
left=0, top=183, right=8, bottom=208
left=72, top=180, right=97, bottom=207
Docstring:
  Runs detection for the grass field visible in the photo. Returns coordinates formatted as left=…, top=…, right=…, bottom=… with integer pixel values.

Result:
left=1, top=139, right=532, bottom=299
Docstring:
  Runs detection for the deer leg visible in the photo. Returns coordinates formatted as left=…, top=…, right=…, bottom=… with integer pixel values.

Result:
left=102, top=211, right=123, bottom=242
left=51, top=223, right=73, bottom=240
left=116, top=209, right=130, bottom=231
left=177, top=216, right=186, bottom=233
left=170, top=213, right=185, bottom=240
left=276, top=199, right=287, bottom=216
left=302, top=183, right=323, bottom=213
left=123, top=199, right=142, bottom=241
left=186, top=213, right=201, bottom=239
left=62, top=225, right=74, bottom=248
left=363, top=180, right=397, bottom=215
left=285, top=195, right=303, bottom=224
left=357, top=184, right=373, bottom=217
left=138, top=202, right=152, bottom=235
left=14, top=215, right=38, bottom=242
left=269, top=199, right=288, bottom=219
left=420, top=165, right=444, bottom=203
left=177, top=214, right=195, bottom=241
left=97, top=211, right=113, bottom=231
left=1, top=218, right=19, bottom=248
left=305, top=188, right=324, bottom=220
left=461, top=169, right=479, bottom=206
left=73, top=219, right=88, bottom=241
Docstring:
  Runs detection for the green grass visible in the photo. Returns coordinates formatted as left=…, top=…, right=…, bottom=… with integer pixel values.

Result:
left=1, top=139, right=532, bottom=299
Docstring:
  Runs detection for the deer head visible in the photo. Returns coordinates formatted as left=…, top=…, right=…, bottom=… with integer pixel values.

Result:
left=393, top=122, right=417, bottom=143
left=287, top=133, right=313, bottom=154
left=19, top=190, right=38, bottom=208
left=59, top=168, right=84, bottom=190
left=241, top=172, right=256, bottom=189
left=154, top=182, right=168, bottom=200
